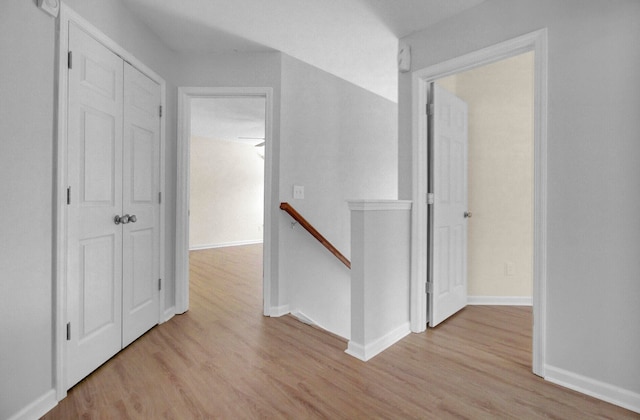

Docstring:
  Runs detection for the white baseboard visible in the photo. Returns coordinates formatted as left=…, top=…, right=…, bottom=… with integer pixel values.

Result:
left=269, top=304, right=290, bottom=317
left=290, top=311, right=349, bottom=340
left=545, top=364, right=640, bottom=414
left=7, top=389, right=57, bottom=420
left=346, top=322, right=411, bottom=362
left=162, top=306, right=176, bottom=323
left=189, top=239, right=263, bottom=251
left=290, top=310, right=315, bottom=326
left=467, top=296, right=532, bottom=306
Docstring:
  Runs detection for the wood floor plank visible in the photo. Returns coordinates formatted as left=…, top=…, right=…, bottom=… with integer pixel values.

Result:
left=43, top=245, right=638, bottom=419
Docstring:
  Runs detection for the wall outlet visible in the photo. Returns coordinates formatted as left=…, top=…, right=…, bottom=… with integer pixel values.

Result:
left=293, top=185, right=304, bottom=199
left=505, top=262, right=515, bottom=276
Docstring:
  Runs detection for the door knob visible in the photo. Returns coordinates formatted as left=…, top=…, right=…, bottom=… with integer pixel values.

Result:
left=129, top=214, right=137, bottom=223
left=464, top=211, right=472, bottom=218
left=114, top=214, right=130, bottom=225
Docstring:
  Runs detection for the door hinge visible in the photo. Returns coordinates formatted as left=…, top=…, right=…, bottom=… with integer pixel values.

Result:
left=427, top=192, right=434, bottom=205
left=158, top=278, right=162, bottom=291
left=66, top=322, right=71, bottom=340
left=66, top=186, right=71, bottom=205
left=426, top=282, right=433, bottom=294
left=159, top=105, right=162, bottom=118
left=158, top=191, right=162, bottom=204
left=68, top=51, right=73, bottom=69
left=426, top=103, right=434, bottom=116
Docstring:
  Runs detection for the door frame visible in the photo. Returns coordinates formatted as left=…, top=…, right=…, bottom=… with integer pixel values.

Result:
left=176, top=87, right=274, bottom=316
left=54, top=4, right=167, bottom=400
left=410, top=29, right=548, bottom=376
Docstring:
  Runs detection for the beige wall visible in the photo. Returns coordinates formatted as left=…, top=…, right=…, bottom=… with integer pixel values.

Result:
left=189, top=137, right=264, bottom=248
left=438, top=51, right=534, bottom=297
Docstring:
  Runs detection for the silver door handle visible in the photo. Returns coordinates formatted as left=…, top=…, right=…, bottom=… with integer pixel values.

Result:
left=128, top=214, right=137, bottom=223
left=114, top=214, right=130, bottom=225
left=464, top=211, right=472, bottom=218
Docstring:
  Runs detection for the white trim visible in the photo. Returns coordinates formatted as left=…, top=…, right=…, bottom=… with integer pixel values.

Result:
left=545, top=365, right=640, bottom=414
left=162, top=306, right=176, bottom=323
left=347, top=200, right=412, bottom=211
left=410, top=29, right=548, bottom=377
left=289, top=310, right=349, bottom=340
left=289, top=310, right=316, bottom=325
left=189, top=239, right=263, bottom=251
left=467, top=296, right=532, bottom=306
left=6, top=389, right=57, bottom=420
left=269, top=304, right=291, bottom=317
left=176, top=87, right=275, bottom=317
left=345, top=323, right=411, bottom=362
left=54, top=3, right=167, bottom=401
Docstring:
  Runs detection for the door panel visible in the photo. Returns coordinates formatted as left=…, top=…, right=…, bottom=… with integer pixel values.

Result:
left=81, top=109, right=116, bottom=203
left=66, top=22, right=123, bottom=388
left=79, top=235, right=116, bottom=338
left=122, top=62, right=161, bottom=348
left=429, top=83, right=469, bottom=327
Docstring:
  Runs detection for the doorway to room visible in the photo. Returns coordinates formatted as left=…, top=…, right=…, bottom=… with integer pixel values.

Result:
left=176, top=88, right=274, bottom=316
left=428, top=51, right=535, bottom=326
left=188, top=97, right=266, bottom=251
left=410, top=29, right=548, bottom=376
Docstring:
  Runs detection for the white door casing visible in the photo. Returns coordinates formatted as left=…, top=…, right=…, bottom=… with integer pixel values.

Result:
left=429, top=83, right=469, bottom=327
left=66, top=22, right=124, bottom=388
left=57, top=5, right=167, bottom=399
left=122, top=63, right=161, bottom=347
left=176, top=87, right=274, bottom=317
left=410, top=29, right=547, bottom=375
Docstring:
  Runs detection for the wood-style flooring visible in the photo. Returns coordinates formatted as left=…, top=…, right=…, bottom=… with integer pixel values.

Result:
left=43, top=245, right=638, bottom=419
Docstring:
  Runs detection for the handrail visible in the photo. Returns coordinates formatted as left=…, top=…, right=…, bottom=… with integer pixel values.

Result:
left=280, top=202, right=351, bottom=269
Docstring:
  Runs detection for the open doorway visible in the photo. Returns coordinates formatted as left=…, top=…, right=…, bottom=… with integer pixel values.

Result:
left=429, top=51, right=534, bottom=324
left=176, top=88, right=274, bottom=317
left=410, top=29, right=548, bottom=376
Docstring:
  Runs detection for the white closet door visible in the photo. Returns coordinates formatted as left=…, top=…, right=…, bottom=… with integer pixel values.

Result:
left=66, top=22, right=124, bottom=388
left=122, top=63, right=161, bottom=347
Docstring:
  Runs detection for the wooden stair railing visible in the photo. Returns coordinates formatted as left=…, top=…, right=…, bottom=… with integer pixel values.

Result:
left=280, top=202, right=351, bottom=269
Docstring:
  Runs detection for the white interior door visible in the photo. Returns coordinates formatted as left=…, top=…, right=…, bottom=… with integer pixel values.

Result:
left=66, top=23, right=161, bottom=388
left=428, top=83, right=469, bottom=327
left=122, top=63, right=161, bottom=347
left=66, top=23, right=124, bottom=388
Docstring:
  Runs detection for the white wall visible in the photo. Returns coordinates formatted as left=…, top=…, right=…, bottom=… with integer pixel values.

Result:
left=189, top=137, right=264, bottom=248
left=0, top=2, right=55, bottom=418
left=399, top=0, right=640, bottom=403
left=438, top=52, right=534, bottom=298
left=280, top=54, right=398, bottom=338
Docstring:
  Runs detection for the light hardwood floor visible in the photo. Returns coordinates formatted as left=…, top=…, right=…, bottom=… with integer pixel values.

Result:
left=43, top=245, right=638, bottom=419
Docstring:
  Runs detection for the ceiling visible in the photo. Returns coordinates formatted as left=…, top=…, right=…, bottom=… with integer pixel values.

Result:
left=120, top=0, right=486, bottom=102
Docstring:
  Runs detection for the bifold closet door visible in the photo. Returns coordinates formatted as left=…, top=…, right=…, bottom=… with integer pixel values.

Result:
left=121, top=62, right=161, bottom=348
left=66, top=22, right=124, bottom=389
